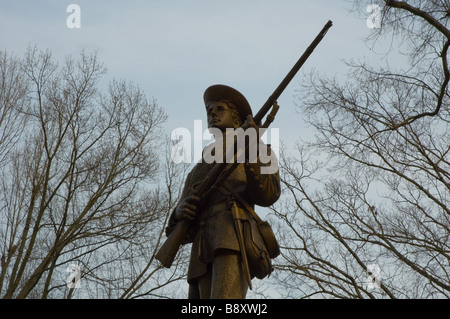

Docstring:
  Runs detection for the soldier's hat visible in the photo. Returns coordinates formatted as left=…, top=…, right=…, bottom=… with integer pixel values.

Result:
left=203, top=84, right=252, bottom=124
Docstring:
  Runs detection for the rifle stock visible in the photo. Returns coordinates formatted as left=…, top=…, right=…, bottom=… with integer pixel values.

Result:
left=155, top=220, right=189, bottom=268
left=155, top=20, right=333, bottom=268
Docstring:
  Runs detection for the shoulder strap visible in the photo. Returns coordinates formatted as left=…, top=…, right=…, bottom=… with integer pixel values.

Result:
left=222, top=181, right=263, bottom=223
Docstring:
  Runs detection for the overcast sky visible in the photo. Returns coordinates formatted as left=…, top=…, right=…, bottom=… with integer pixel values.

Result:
left=1, top=0, right=387, bottom=157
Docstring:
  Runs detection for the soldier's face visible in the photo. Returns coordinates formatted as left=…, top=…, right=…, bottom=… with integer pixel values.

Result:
left=206, top=102, right=239, bottom=131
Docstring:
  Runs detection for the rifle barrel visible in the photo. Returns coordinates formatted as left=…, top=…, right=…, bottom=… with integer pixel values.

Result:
left=253, top=20, right=333, bottom=124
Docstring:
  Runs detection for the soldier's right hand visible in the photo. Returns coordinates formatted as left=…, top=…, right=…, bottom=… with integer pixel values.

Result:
left=174, top=192, right=202, bottom=221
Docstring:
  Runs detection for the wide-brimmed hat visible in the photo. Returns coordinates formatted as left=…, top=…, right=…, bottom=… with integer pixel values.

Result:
left=203, top=84, right=252, bottom=123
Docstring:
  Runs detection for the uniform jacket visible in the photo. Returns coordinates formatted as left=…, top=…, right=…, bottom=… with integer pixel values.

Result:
left=166, top=144, right=281, bottom=282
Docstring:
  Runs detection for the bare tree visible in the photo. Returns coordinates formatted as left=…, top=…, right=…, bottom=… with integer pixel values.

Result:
left=0, top=47, right=187, bottom=298
left=0, top=50, right=28, bottom=168
left=272, top=0, right=450, bottom=298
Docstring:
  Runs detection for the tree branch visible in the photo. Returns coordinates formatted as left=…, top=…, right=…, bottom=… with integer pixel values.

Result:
left=386, top=0, right=450, bottom=39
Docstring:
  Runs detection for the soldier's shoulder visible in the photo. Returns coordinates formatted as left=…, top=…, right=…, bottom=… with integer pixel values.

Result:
left=189, top=161, right=213, bottom=178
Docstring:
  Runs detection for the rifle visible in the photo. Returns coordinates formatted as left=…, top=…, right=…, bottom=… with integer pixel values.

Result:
left=155, top=20, right=333, bottom=268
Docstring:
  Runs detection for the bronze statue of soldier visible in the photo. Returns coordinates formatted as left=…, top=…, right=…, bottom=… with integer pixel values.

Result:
left=157, top=20, right=332, bottom=299
left=166, top=85, right=281, bottom=299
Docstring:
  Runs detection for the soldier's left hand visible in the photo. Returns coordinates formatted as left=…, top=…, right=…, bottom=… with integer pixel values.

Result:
left=243, top=115, right=258, bottom=131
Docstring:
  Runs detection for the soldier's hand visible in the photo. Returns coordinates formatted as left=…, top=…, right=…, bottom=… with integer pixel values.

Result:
left=174, top=192, right=202, bottom=222
left=243, top=114, right=258, bottom=131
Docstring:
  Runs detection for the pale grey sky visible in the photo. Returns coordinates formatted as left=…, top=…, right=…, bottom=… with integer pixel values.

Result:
left=0, top=0, right=384, bottom=155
